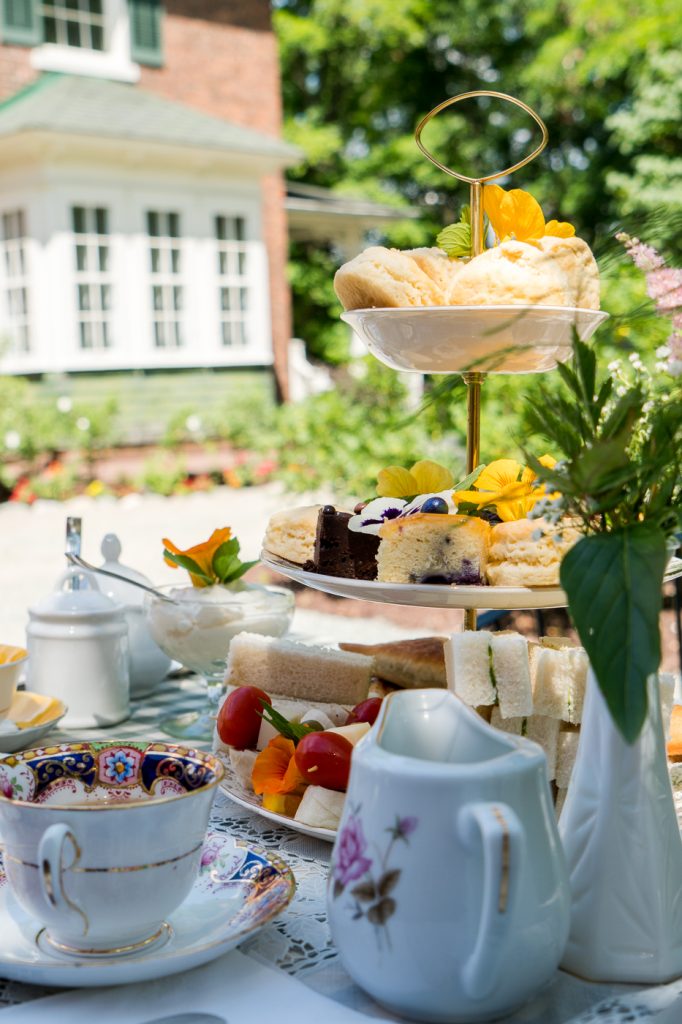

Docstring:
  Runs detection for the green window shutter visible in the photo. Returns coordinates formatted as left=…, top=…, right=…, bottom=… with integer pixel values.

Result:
left=1, top=0, right=42, bottom=46
left=129, top=0, right=163, bottom=67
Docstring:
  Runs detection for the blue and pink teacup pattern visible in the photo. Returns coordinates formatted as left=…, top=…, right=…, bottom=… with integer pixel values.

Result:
left=0, top=741, right=221, bottom=806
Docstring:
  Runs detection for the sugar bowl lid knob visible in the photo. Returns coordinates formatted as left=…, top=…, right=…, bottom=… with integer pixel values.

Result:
left=101, top=532, right=122, bottom=563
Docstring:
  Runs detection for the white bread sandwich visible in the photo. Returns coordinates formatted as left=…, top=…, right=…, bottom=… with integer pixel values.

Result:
left=555, top=728, right=581, bottom=790
left=531, top=643, right=588, bottom=724
left=489, top=707, right=560, bottom=781
left=445, top=631, right=497, bottom=707
left=224, top=632, right=373, bottom=706
left=491, top=633, right=533, bottom=719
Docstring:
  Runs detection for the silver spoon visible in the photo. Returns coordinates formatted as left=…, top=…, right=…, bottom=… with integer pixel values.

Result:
left=65, top=552, right=177, bottom=603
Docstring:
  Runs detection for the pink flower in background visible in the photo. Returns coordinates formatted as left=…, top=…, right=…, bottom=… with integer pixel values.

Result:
left=618, top=232, right=682, bottom=377
left=334, top=814, right=372, bottom=887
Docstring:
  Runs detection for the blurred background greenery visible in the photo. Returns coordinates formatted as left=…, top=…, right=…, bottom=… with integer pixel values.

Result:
left=2, top=0, right=680, bottom=500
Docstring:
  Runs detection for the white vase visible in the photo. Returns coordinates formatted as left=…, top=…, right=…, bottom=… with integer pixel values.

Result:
left=559, top=667, right=682, bottom=983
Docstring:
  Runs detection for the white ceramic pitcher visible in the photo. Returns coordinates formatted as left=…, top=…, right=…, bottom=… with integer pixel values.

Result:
left=327, top=689, right=570, bottom=1023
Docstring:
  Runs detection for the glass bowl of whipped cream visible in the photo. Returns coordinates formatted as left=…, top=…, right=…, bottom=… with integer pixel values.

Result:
left=144, top=582, right=294, bottom=741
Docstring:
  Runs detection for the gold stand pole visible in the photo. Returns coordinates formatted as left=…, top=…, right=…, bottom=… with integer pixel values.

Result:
left=414, top=93, right=549, bottom=633
left=463, top=180, right=485, bottom=632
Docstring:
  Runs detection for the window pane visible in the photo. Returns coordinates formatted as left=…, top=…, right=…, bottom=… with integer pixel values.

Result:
left=78, top=284, right=91, bottom=310
left=66, top=19, right=81, bottom=47
left=95, top=208, right=107, bottom=235
left=220, top=288, right=230, bottom=311
left=173, top=322, right=183, bottom=347
left=171, top=248, right=180, bottom=273
left=89, top=0, right=103, bottom=12
left=235, top=217, right=245, bottom=241
left=44, top=15, right=57, bottom=42
left=238, top=251, right=246, bottom=275
left=173, top=286, right=182, bottom=311
left=235, top=321, right=246, bottom=345
left=218, top=251, right=227, bottom=275
left=80, top=322, right=93, bottom=348
left=168, top=213, right=179, bottom=238
left=239, top=288, right=248, bottom=311
left=76, top=244, right=87, bottom=271
left=154, top=322, right=164, bottom=347
left=102, top=322, right=110, bottom=348
left=221, top=322, right=232, bottom=346
left=101, top=285, right=111, bottom=311
left=72, top=207, right=85, bottom=234
left=153, top=286, right=163, bottom=311
left=147, top=212, right=159, bottom=237
left=215, top=216, right=226, bottom=241
left=65, top=0, right=78, bottom=10
left=98, top=245, right=108, bottom=271
left=90, top=24, right=103, bottom=50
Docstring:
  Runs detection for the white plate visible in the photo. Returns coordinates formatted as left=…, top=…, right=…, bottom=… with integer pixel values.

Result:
left=263, top=552, right=682, bottom=611
left=341, top=305, right=609, bottom=374
left=218, top=754, right=337, bottom=844
left=0, top=691, right=67, bottom=754
left=0, top=830, right=294, bottom=987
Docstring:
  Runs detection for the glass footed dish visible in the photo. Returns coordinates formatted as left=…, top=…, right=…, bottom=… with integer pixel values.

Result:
left=341, top=305, right=610, bottom=374
left=144, top=583, right=294, bottom=742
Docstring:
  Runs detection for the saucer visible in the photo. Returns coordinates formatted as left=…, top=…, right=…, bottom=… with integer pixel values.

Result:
left=0, top=830, right=295, bottom=986
left=0, top=690, right=67, bottom=754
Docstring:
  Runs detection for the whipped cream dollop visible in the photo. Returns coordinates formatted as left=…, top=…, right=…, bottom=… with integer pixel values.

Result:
left=147, top=584, right=291, bottom=675
left=348, top=490, right=458, bottom=535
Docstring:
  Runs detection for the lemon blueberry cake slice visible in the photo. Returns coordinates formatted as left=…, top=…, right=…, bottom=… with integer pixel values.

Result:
left=377, top=513, right=490, bottom=585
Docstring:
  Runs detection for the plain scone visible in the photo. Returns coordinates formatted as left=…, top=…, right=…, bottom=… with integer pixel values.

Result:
left=263, top=505, right=321, bottom=565
left=224, top=632, right=373, bottom=706
left=448, top=239, right=579, bottom=307
left=486, top=518, right=580, bottom=587
left=334, top=246, right=458, bottom=309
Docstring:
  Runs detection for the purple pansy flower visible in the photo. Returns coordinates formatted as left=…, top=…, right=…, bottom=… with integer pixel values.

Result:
left=348, top=498, right=407, bottom=535
left=334, top=814, right=373, bottom=886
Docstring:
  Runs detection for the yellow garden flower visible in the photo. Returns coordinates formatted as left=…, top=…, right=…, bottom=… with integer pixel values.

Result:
left=377, top=460, right=454, bottom=498
left=454, top=456, right=557, bottom=522
left=163, top=527, right=232, bottom=587
left=483, top=185, right=575, bottom=245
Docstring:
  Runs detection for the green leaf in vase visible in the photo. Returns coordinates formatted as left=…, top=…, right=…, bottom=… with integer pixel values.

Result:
left=560, top=524, right=668, bottom=743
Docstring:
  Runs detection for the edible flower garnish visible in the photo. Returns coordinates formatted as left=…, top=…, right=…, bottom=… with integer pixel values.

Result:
left=163, top=527, right=257, bottom=588
left=377, top=460, right=454, bottom=499
left=455, top=456, right=557, bottom=522
left=251, top=736, right=307, bottom=797
left=483, top=185, right=575, bottom=245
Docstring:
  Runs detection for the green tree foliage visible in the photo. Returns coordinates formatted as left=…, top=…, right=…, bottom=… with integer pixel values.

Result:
left=275, top=0, right=682, bottom=371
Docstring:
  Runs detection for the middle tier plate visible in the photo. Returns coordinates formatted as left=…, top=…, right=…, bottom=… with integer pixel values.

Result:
left=342, top=305, right=609, bottom=374
left=261, top=550, right=568, bottom=610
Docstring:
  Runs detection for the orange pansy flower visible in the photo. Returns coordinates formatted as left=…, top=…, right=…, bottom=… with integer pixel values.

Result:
left=483, top=185, right=575, bottom=245
left=163, top=527, right=231, bottom=587
left=252, top=736, right=307, bottom=797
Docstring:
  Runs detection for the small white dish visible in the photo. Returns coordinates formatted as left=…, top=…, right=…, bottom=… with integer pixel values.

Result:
left=341, top=305, right=609, bottom=374
left=219, top=755, right=336, bottom=844
left=0, top=690, right=67, bottom=754
left=0, top=829, right=294, bottom=987
left=0, top=645, right=27, bottom=716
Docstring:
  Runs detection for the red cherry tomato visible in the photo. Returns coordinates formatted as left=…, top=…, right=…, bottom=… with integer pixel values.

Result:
left=217, top=686, right=271, bottom=749
left=346, top=697, right=383, bottom=726
left=294, top=732, right=353, bottom=792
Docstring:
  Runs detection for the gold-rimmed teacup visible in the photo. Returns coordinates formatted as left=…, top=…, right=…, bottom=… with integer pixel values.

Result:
left=0, top=741, right=224, bottom=954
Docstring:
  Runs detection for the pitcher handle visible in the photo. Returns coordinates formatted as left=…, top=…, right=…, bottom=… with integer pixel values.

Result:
left=457, top=801, right=524, bottom=1000
left=38, top=823, right=89, bottom=936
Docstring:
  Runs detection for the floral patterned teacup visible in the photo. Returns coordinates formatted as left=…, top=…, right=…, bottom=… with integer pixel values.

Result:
left=0, top=741, right=223, bottom=954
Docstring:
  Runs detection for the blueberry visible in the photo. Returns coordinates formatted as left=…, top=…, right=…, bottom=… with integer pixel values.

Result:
left=421, top=496, right=448, bottom=514
left=322, top=505, right=336, bottom=515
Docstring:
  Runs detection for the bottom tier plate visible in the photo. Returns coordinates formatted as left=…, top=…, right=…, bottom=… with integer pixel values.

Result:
left=262, top=552, right=682, bottom=611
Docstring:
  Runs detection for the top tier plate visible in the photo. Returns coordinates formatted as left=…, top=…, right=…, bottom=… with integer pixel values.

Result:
left=342, top=305, right=609, bottom=374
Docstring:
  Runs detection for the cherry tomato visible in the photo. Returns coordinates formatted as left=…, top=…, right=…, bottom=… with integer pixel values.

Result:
left=346, top=697, right=383, bottom=727
left=217, top=686, right=271, bottom=749
left=294, top=732, right=353, bottom=792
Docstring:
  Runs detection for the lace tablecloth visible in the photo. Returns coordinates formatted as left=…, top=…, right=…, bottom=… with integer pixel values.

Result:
left=2, top=675, right=682, bottom=1024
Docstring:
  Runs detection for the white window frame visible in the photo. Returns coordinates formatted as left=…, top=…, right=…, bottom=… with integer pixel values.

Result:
left=146, top=209, right=184, bottom=350
left=0, top=209, right=31, bottom=356
left=31, top=0, right=140, bottom=83
left=215, top=214, right=250, bottom=349
left=72, top=204, right=113, bottom=351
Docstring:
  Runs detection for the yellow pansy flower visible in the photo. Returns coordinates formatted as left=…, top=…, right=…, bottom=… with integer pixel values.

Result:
left=163, top=527, right=232, bottom=587
left=377, top=460, right=454, bottom=498
left=454, top=456, right=558, bottom=522
left=483, top=185, right=574, bottom=245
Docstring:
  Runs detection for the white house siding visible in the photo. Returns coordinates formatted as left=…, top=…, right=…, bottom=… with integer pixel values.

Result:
left=0, top=159, right=273, bottom=376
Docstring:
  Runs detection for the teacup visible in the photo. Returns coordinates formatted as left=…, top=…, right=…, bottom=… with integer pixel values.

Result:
left=0, top=741, right=224, bottom=954
left=0, top=645, right=27, bottom=717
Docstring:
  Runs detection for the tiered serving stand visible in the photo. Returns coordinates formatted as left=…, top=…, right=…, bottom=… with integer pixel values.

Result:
left=263, top=91, right=619, bottom=629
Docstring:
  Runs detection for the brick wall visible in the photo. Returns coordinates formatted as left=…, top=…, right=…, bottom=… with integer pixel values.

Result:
left=0, top=0, right=292, bottom=397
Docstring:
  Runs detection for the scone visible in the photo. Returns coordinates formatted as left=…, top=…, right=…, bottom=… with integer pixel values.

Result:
left=486, top=518, right=580, bottom=587
left=377, top=514, right=490, bottom=585
left=263, top=505, right=321, bottom=565
left=334, top=246, right=445, bottom=309
left=405, top=247, right=462, bottom=294
left=448, top=239, right=574, bottom=307
left=536, top=235, right=600, bottom=310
